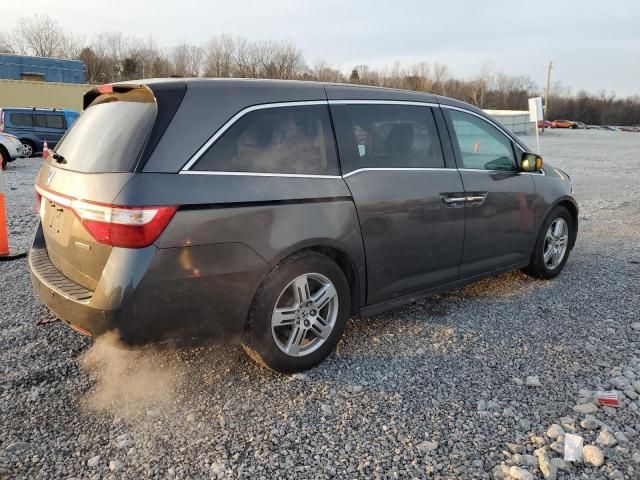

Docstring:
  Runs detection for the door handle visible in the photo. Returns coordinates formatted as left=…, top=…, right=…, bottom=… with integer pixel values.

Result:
left=442, top=196, right=467, bottom=204
left=440, top=193, right=488, bottom=207
left=464, top=192, right=488, bottom=206
left=465, top=194, right=487, bottom=205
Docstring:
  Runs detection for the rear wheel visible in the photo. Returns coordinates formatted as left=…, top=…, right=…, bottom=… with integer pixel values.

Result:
left=20, top=140, right=36, bottom=158
left=242, top=251, right=350, bottom=373
left=524, top=206, right=573, bottom=279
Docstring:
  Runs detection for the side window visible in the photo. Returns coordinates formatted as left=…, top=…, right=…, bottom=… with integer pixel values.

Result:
left=447, top=110, right=516, bottom=171
left=10, top=113, right=33, bottom=126
left=332, top=104, right=445, bottom=173
left=193, top=105, right=338, bottom=175
left=35, top=115, right=48, bottom=128
left=47, top=115, right=65, bottom=129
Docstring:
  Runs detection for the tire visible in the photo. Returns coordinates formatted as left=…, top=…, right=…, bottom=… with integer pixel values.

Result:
left=242, top=251, right=351, bottom=373
left=0, top=147, right=8, bottom=169
left=20, top=140, right=36, bottom=158
left=524, top=206, right=574, bottom=279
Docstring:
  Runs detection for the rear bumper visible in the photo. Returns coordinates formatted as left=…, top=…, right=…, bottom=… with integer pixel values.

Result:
left=29, top=224, right=270, bottom=345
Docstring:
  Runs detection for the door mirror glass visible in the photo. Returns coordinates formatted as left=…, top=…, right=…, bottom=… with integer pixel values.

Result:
left=520, top=152, right=543, bottom=172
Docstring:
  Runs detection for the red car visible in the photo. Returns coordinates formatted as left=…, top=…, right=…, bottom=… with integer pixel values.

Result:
left=552, top=120, right=578, bottom=129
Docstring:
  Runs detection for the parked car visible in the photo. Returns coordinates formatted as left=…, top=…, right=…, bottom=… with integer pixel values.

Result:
left=552, top=119, right=578, bottom=129
left=0, top=107, right=79, bottom=158
left=0, top=132, right=23, bottom=168
left=537, top=120, right=553, bottom=128
left=29, top=79, right=578, bottom=373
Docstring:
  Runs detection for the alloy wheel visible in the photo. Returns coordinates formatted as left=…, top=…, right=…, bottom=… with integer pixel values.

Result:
left=21, top=143, right=33, bottom=158
left=543, top=218, right=569, bottom=269
left=271, top=272, right=339, bottom=357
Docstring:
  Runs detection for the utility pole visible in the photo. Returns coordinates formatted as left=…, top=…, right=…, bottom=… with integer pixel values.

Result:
left=544, top=61, right=553, bottom=119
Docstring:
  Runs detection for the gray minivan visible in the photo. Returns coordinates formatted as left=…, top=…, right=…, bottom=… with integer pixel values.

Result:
left=29, top=79, right=578, bottom=373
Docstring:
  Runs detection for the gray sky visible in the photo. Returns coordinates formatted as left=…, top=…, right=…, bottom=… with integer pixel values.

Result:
left=5, top=0, right=640, bottom=96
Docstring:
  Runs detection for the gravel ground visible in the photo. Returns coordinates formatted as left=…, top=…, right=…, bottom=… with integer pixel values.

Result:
left=1, top=129, right=639, bottom=479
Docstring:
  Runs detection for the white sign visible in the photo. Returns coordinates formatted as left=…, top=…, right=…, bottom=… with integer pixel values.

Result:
left=529, top=97, right=544, bottom=122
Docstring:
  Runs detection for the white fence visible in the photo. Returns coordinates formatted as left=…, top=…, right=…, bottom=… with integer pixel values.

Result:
left=484, top=110, right=536, bottom=136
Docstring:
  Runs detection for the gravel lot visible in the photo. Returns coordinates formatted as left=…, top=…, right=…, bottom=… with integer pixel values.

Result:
left=1, top=129, right=639, bottom=479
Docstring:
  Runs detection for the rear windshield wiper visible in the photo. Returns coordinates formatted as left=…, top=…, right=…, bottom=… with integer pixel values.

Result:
left=51, top=150, right=67, bottom=164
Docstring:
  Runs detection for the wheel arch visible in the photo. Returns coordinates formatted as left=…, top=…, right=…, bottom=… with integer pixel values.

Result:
left=264, top=240, right=364, bottom=317
left=19, top=137, right=38, bottom=155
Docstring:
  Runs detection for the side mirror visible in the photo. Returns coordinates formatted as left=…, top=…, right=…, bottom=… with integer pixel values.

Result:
left=520, top=152, right=543, bottom=172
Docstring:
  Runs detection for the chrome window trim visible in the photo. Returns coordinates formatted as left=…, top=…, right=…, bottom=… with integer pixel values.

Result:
left=180, top=100, right=330, bottom=172
left=440, top=104, right=527, bottom=153
left=328, top=99, right=438, bottom=107
left=182, top=98, right=445, bottom=178
left=458, top=167, right=546, bottom=176
left=343, top=167, right=455, bottom=178
left=179, top=170, right=341, bottom=179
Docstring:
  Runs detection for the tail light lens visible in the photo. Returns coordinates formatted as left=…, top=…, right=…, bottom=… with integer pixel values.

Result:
left=36, top=185, right=177, bottom=248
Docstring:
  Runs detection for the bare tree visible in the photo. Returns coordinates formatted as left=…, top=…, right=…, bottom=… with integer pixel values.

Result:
left=59, top=32, right=85, bottom=60
left=402, top=62, right=432, bottom=91
left=234, top=38, right=260, bottom=78
left=311, top=60, right=345, bottom=83
left=14, top=15, right=65, bottom=57
left=468, top=65, right=491, bottom=107
left=432, top=62, right=450, bottom=95
left=0, top=31, right=15, bottom=54
left=78, top=47, right=108, bottom=83
left=203, top=35, right=237, bottom=77
left=170, top=44, right=203, bottom=77
left=92, top=32, right=131, bottom=80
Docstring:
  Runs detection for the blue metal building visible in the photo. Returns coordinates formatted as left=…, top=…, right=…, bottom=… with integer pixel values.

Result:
left=0, top=54, right=85, bottom=84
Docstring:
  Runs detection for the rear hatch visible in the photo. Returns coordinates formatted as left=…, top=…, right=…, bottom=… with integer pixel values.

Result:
left=35, top=84, right=172, bottom=291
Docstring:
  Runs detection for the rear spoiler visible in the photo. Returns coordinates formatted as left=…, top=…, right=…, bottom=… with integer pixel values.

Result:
left=83, top=84, right=156, bottom=110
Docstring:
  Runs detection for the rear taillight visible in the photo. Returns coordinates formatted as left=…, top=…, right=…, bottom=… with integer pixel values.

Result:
left=35, top=185, right=177, bottom=248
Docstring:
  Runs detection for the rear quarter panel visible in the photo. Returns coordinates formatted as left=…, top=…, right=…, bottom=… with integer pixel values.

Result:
left=116, top=174, right=367, bottom=306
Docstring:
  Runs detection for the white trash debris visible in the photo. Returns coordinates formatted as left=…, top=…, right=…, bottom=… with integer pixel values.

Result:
left=595, top=390, right=620, bottom=407
left=564, top=433, right=584, bottom=462
left=525, top=375, right=542, bottom=387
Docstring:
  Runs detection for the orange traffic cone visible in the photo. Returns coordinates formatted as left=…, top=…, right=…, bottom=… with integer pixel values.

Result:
left=42, top=139, right=49, bottom=159
left=0, top=192, right=8, bottom=256
left=0, top=169, right=27, bottom=261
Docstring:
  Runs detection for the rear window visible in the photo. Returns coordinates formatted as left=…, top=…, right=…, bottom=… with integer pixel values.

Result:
left=54, top=88, right=156, bottom=173
left=192, top=105, right=339, bottom=176
left=10, top=113, right=33, bottom=126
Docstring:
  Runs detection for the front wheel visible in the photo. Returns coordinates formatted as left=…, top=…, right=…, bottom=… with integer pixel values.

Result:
left=20, top=140, right=36, bottom=158
left=524, top=206, right=574, bottom=279
left=242, top=251, right=351, bottom=373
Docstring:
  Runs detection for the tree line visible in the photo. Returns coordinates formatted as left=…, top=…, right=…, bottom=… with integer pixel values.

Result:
left=1, top=15, right=638, bottom=125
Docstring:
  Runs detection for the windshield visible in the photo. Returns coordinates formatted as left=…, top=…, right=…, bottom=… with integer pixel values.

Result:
left=54, top=91, right=156, bottom=173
